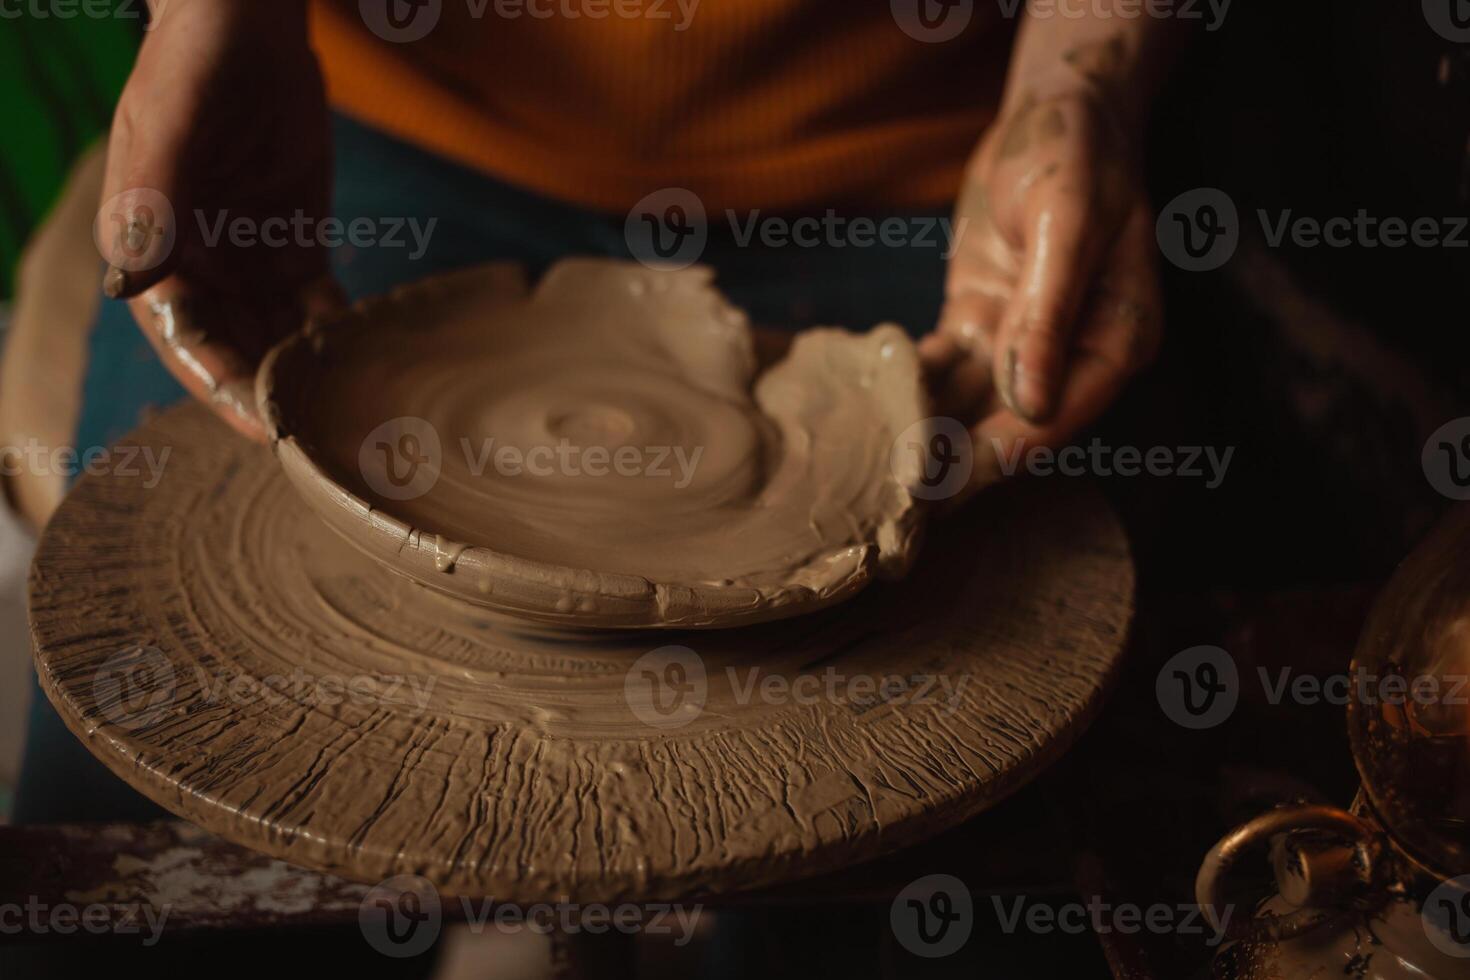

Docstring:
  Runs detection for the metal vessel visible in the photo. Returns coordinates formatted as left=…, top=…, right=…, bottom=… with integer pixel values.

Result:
left=1198, top=506, right=1470, bottom=978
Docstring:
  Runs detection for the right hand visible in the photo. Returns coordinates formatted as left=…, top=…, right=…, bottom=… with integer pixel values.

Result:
left=98, top=0, right=342, bottom=441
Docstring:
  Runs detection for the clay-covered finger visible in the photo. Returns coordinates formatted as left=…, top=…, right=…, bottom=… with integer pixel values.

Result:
left=925, top=289, right=1004, bottom=419
left=128, top=282, right=270, bottom=442
left=993, top=197, right=1100, bottom=424
left=960, top=345, right=1136, bottom=504
left=981, top=224, right=1162, bottom=480
left=128, top=289, right=263, bottom=441
left=96, top=106, right=197, bottom=299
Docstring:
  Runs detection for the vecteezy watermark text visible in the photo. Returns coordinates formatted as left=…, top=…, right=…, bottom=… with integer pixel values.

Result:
left=726, top=211, right=966, bottom=258
left=92, top=645, right=440, bottom=730
left=94, top=189, right=438, bottom=272
left=992, top=896, right=1232, bottom=946
left=196, top=211, right=437, bottom=261
left=193, top=666, right=437, bottom=713
left=727, top=667, right=970, bottom=717
left=358, top=417, right=708, bottom=502
left=1157, top=644, right=1470, bottom=730
left=1157, top=187, right=1469, bottom=272
left=359, top=875, right=701, bottom=958
left=889, top=882, right=1230, bottom=958
left=1256, top=210, right=1469, bottom=250
left=1257, top=666, right=1470, bottom=709
left=0, top=897, right=169, bottom=945
left=995, top=0, right=1231, bottom=29
left=457, top=898, right=700, bottom=944
left=460, top=437, right=702, bottom=489
left=992, top=437, right=1234, bottom=489
left=623, top=646, right=970, bottom=730
left=0, top=0, right=157, bottom=22
left=625, top=189, right=966, bottom=270
left=359, top=0, right=700, bottom=43
left=892, top=0, right=1230, bottom=44
left=0, top=440, right=170, bottom=489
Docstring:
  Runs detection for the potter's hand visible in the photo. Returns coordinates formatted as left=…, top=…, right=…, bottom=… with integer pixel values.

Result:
left=920, top=90, right=1162, bottom=498
left=921, top=8, right=1186, bottom=500
left=97, top=0, right=341, bottom=442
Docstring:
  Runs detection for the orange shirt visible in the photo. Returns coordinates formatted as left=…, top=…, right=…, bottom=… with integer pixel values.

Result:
left=310, top=1, right=1010, bottom=213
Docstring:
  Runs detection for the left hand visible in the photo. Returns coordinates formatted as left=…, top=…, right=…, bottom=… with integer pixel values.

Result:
left=920, top=89, right=1163, bottom=498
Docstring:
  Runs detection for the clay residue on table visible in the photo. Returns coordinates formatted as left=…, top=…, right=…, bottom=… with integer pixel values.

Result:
left=261, top=260, right=929, bottom=628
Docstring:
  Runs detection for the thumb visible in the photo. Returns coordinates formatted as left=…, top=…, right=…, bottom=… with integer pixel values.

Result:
left=96, top=126, right=189, bottom=299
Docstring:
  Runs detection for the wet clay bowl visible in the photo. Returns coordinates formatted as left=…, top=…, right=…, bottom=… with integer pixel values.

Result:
left=258, top=259, right=929, bottom=629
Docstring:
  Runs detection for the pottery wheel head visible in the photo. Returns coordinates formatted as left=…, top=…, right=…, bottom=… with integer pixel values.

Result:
left=29, top=403, right=1132, bottom=900
left=258, top=259, right=931, bottom=629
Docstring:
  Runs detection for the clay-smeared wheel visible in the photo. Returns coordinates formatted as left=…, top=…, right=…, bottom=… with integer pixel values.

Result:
left=31, top=404, right=1132, bottom=901
left=257, top=260, right=928, bottom=630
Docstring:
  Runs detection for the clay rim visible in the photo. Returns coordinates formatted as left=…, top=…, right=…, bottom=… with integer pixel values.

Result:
left=255, top=262, right=927, bottom=630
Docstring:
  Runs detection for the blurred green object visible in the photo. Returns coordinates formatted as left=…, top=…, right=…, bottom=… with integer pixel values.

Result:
left=0, top=5, right=139, bottom=300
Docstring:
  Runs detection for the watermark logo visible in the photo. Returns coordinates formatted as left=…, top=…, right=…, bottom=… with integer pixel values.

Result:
left=1156, top=188, right=1238, bottom=272
left=624, top=645, right=707, bottom=729
left=626, top=191, right=968, bottom=270
left=459, top=435, right=703, bottom=488
left=993, top=896, right=1230, bottom=945
left=0, top=0, right=161, bottom=25
left=193, top=667, right=437, bottom=713
left=993, top=437, right=1234, bottom=488
left=0, top=897, right=169, bottom=944
left=1423, top=875, right=1470, bottom=958
left=892, top=0, right=973, bottom=42
left=729, top=668, right=969, bottom=717
left=727, top=212, right=965, bottom=256
left=1423, top=417, right=1470, bottom=500
left=625, top=188, right=708, bottom=271
left=1424, top=0, right=1470, bottom=43
left=1159, top=654, right=1468, bottom=730
left=363, top=0, right=699, bottom=37
left=459, top=898, right=701, bottom=943
left=1257, top=666, right=1468, bottom=709
left=0, top=440, right=170, bottom=488
left=194, top=211, right=437, bottom=260
left=994, top=0, right=1231, bottom=30
left=360, top=417, right=442, bottom=501
left=1257, top=210, right=1468, bottom=250
left=360, top=875, right=443, bottom=958
left=891, top=417, right=974, bottom=501
left=360, top=0, right=442, bottom=42
left=95, top=187, right=175, bottom=274
left=1160, top=188, right=1468, bottom=271
left=1156, top=645, right=1238, bottom=729
left=891, top=874, right=973, bottom=957
left=93, top=645, right=177, bottom=732
left=490, top=0, right=700, bottom=28
left=358, top=885, right=703, bottom=956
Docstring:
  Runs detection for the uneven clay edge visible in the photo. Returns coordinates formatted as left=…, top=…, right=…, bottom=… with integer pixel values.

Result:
left=255, top=261, right=920, bottom=629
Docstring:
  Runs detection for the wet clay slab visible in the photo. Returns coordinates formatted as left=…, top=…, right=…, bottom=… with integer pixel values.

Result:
left=259, top=260, right=927, bottom=629
left=30, top=405, right=1133, bottom=901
